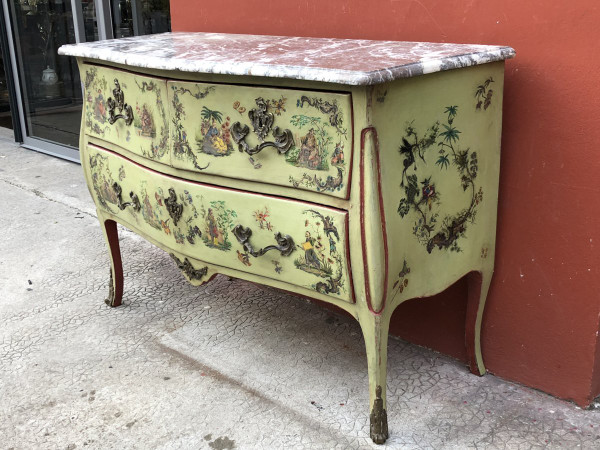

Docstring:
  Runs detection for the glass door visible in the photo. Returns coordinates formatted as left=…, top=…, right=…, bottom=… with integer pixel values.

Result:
left=0, top=42, right=14, bottom=129
left=2, top=0, right=92, bottom=160
left=1, top=0, right=170, bottom=162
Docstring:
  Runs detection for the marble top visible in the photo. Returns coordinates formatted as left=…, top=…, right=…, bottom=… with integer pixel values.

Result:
left=58, top=32, right=515, bottom=86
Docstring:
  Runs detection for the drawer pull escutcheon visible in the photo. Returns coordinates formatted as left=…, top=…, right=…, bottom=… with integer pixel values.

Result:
left=112, top=182, right=141, bottom=212
left=170, top=254, right=208, bottom=281
left=107, top=79, right=134, bottom=126
left=233, top=225, right=295, bottom=257
left=231, top=97, right=294, bottom=156
left=164, top=188, right=183, bottom=226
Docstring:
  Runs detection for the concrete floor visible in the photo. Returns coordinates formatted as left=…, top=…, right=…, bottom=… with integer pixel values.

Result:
left=1, top=129, right=599, bottom=449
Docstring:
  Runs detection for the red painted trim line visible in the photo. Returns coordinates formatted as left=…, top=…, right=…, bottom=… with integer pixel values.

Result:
left=359, top=127, right=389, bottom=314
left=373, top=129, right=390, bottom=313
left=89, top=143, right=345, bottom=212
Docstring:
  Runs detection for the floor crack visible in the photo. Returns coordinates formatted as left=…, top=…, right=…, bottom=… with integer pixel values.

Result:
left=0, top=177, right=97, bottom=219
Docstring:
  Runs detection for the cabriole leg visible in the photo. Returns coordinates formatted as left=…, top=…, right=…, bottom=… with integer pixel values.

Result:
left=99, top=214, right=123, bottom=307
left=358, top=311, right=391, bottom=444
left=465, top=269, right=493, bottom=375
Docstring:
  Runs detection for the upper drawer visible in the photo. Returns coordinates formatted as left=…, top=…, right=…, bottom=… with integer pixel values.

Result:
left=168, top=81, right=353, bottom=199
left=82, top=64, right=170, bottom=164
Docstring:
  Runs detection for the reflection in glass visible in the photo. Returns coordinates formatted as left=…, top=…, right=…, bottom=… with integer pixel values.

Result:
left=6, top=0, right=170, bottom=152
left=9, top=0, right=85, bottom=147
left=0, top=52, right=13, bottom=129
left=81, top=0, right=98, bottom=42
left=112, top=0, right=171, bottom=39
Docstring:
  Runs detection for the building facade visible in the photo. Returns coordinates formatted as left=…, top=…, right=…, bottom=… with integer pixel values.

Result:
left=170, top=0, right=600, bottom=407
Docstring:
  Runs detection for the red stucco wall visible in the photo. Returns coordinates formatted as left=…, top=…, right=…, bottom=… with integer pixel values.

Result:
left=170, top=0, right=600, bottom=406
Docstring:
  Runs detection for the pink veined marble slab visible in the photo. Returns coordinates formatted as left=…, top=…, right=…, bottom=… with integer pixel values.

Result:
left=58, top=31, right=515, bottom=86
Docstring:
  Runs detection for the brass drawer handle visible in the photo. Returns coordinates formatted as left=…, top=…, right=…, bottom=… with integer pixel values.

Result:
left=112, top=182, right=141, bottom=212
left=107, top=79, right=134, bottom=126
left=170, top=254, right=208, bottom=281
left=233, top=225, right=295, bottom=257
left=231, top=97, right=294, bottom=156
left=164, top=188, right=183, bottom=226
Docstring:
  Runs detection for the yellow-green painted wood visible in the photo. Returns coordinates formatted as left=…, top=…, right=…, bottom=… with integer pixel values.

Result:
left=76, top=56, right=507, bottom=444
left=371, top=62, right=503, bottom=310
left=363, top=62, right=505, bottom=387
left=87, top=144, right=352, bottom=303
left=168, top=80, right=352, bottom=199
left=83, top=64, right=170, bottom=164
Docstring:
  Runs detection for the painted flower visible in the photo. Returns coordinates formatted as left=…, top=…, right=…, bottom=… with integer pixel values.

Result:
left=422, top=183, right=435, bottom=199
left=254, top=207, right=270, bottom=228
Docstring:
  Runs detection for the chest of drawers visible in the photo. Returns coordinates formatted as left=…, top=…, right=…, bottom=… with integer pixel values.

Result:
left=59, top=32, right=514, bottom=444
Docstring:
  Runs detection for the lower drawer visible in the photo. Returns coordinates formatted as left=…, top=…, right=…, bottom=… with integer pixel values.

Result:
left=86, top=144, right=353, bottom=303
